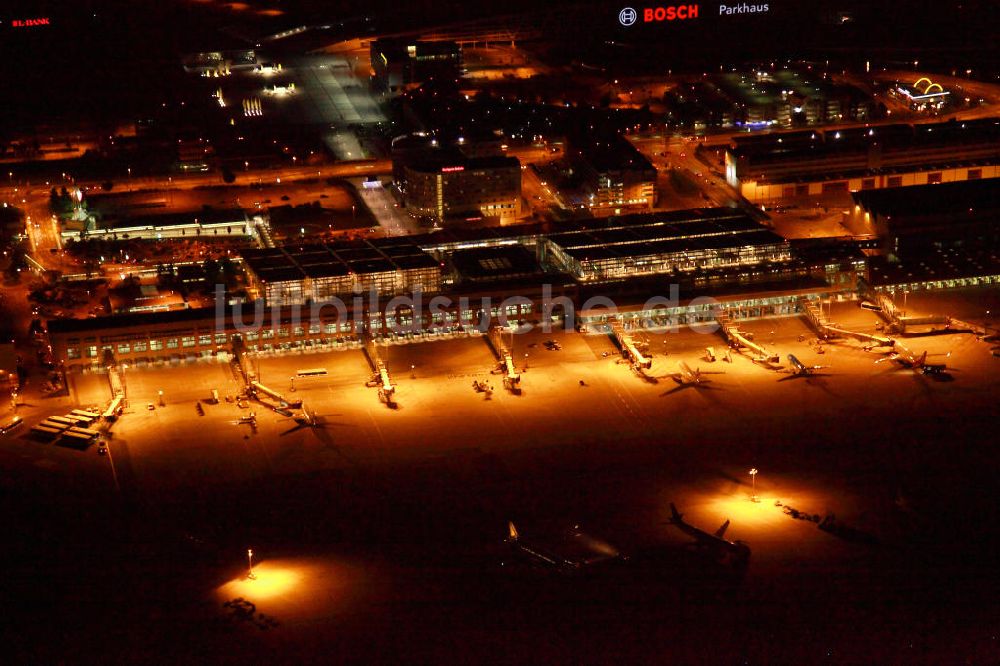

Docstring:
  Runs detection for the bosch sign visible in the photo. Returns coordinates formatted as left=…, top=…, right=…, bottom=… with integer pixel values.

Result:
left=637, top=5, right=700, bottom=22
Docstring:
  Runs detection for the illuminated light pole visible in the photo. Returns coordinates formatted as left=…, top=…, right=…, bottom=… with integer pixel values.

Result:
left=749, top=468, right=759, bottom=503
left=247, top=548, right=256, bottom=579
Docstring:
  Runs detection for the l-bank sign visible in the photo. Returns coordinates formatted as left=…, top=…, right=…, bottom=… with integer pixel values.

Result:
left=619, top=3, right=769, bottom=25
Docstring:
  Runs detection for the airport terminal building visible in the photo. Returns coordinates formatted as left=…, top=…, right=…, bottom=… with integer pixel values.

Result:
left=47, top=208, right=873, bottom=369
left=543, top=210, right=791, bottom=282
left=241, top=238, right=443, bottom=306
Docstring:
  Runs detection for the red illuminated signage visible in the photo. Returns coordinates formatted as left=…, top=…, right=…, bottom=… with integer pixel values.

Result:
left=643, top=5, right=699, bottom=21
left=441, top=166, right=465, bottom=173
left=11, top=17, right=51, bottom=27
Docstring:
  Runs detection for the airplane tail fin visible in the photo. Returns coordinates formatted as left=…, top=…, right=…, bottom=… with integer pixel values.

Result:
left=669, top=503, right=683, bottom=523
left=714, top=519, right=731, bottom=538
left=508, top=521, right=519, bottom=541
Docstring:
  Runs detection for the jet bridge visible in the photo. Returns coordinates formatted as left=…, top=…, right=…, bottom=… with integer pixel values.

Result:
left=362, top=328, right=396, bottom=406
left=108, top=365, right=125, bottom=401
left=487, top=326, right=521, bottom=393
left=231, top=335, right=301, bottom=408
left=100, top=350, right=128, bottom=408
left=798, top=297, right=895, bottom=349
left=857, top=278, right=951, bottom=334
left=715, top=309, right=780, bottom=364
left=610, top=321, right=652, bottom=370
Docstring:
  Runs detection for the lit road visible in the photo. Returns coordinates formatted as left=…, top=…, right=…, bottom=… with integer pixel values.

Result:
left=351, top=178, right=420, bottom=237
left=521, top=164, right=568, bottom=219
left=630, top=135, right=741, bottom=210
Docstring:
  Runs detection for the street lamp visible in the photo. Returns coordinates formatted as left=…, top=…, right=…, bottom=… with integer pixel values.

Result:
left=247, top=548, right=256, bottom=579
left=749, top=468, right=759, bottom=502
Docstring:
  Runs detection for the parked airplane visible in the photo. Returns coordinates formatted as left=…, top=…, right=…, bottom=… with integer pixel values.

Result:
left=674, top=361, right=703, bottom=384
left=668, top=503, right=750, bottom=566
left=778, top=354, right=830, bottom=380
left=504, top=521, right=623, bottom=573
left=280, top=402, right=332, bottom=435
left=876, top=344, right=948, bottom=374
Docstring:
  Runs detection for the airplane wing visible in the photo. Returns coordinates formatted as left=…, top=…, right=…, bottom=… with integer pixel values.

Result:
left=714, top=519, right=730, bottom=539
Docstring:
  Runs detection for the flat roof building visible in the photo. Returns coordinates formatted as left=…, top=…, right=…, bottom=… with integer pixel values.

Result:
left=45, top=208, right=882, bottom=369
left=726, top=117, right=1000, bottom=204
left=400, top=151, right=522, bottom=224
left=568, top=136, right=656, bottom=212
left=63, top=208, right=253, bottom=242
left=544, top=209, right=791, bottom=281
left=371, top=39, right=462, bottom=95
left=242, top=238, right=442, bottom=306
left=849, top=178, right=1000, bottom=257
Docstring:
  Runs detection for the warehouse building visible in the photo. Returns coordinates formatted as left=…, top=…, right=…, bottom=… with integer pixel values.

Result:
left=726, top=117, right=1000, bottom=203
left=848, top=178, right=1000, bottom=258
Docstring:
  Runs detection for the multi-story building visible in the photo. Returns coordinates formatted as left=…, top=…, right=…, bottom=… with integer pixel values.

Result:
left=400, top=152, right=522, bottom=224
left=568, top=136, right=656, bottom=212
